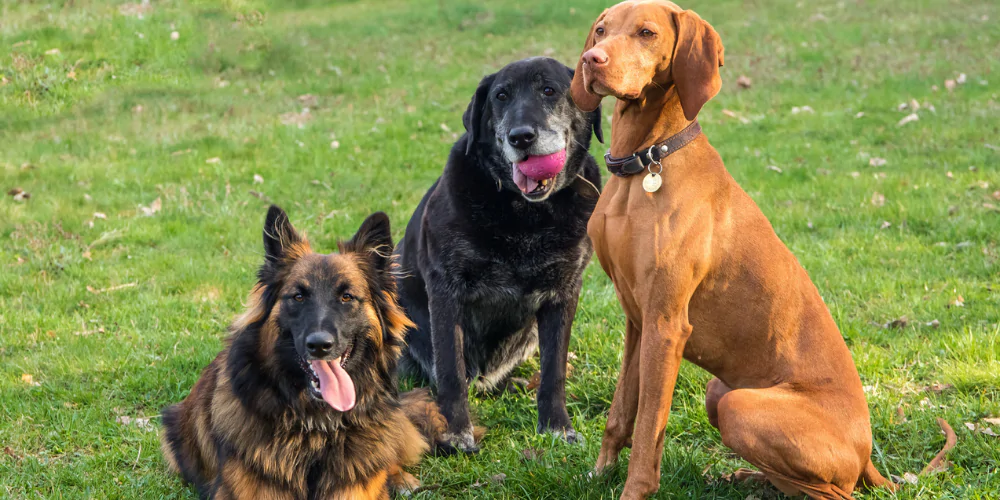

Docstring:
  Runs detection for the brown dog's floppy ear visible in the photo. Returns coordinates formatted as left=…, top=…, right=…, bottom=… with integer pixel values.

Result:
left=569, top=10, right=607, bottom=113
left=462, top=73, right=496, bottom=157
left=670, top=9, right=724, bottom=121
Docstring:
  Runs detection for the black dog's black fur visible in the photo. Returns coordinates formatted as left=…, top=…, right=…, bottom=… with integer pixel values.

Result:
left=395, top=57, right=602, bottom=452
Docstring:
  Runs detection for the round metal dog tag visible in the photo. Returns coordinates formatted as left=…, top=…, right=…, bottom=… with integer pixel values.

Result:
left=643, top=172, right=662, bottom=193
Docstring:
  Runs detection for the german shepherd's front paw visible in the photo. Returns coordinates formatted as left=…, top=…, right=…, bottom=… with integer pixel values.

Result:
left=438, top=429, right=480, bottom=455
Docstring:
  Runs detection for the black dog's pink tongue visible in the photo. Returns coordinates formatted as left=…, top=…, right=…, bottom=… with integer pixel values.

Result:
left=512, top=150, right=567, bottom=194
left=311, top=359, right=356, bottom=411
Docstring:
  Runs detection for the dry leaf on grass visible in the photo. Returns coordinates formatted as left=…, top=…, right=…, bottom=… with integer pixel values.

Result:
left=736, top=75, right=752, bottom=89
left=7, top=188, right=31, bottom=201
left=880, top=221, right=892, bottom=230
left=949, top=295, right=964, bottom=308
left=983, top=417, right=1000, bottom=426
left=116, top=415, right=155, bottom=432
left=897, top=113, right=919, bottom=126
left=4, top=447, right=21, bottom=460
left=791, top=105, right=814, bottom=114
left=45, top=48, right=61, bottom=56
left=87, top=282, right=137, bottom=294
left=298, top=94, right=318, bottom=107
left=767, top=165, right=783, bottom=173
left=945, top=79, right=956, bottom=91
left=869, top=157, right=887, bottom=167
left=21, top=374, right=40, bottom=387
left=525, top=371, right=542, bottom=391
left=139, top=197, right=161, bottom=216
left=521, top=448, right=544, bottom=461
left=170, top=31, right=180, bottom=41
left=923, top=382, right=953, bottom=393
left=280, top=109, right=312, bottom=127
left=119, top=1, right=152, bottom=17
left=722, top=109, right=750, bottom=124
left=883, top=316, right=907, bottom=329
left=871, top=192, right=885, bottom=207
left=253, top=174, right=264, bottom=184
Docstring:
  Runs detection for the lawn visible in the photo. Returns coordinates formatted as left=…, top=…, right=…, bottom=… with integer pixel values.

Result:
left=1, top=0, right=998, bottom=498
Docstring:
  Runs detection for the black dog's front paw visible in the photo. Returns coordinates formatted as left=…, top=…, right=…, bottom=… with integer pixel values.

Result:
left=537, top=412, right=581, bottom=444
left=437, top=428, right=480, bottom=455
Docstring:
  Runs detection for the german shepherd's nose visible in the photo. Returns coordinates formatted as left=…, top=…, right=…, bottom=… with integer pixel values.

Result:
left=507, top=126, right=537, bottom=150
left=305, top=331, right=336, bottom=358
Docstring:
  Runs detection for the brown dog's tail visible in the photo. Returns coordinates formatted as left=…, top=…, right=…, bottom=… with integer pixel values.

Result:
left=861, top=418, right=957, bottom=491
left=398, top=387, right=485, bottom=449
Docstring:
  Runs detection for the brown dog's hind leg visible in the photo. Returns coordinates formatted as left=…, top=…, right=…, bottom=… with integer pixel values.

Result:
left=594, top=317, right=642, bottom=475
left=704, top=378, right=733, bottom=429
left=715, top=386, right=864, bottom=500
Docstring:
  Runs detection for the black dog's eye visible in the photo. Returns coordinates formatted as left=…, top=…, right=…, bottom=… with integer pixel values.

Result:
left=639, top=28, right=655, bottom=37
left=293, top=293, right=304, bottom=302
left=543, top=87, right=555, bottom=96
left=496, top=91, right=508, bottom=101
left=595, top=27, right=605, bottom=36
left=340, top=293, right=354, bottom=303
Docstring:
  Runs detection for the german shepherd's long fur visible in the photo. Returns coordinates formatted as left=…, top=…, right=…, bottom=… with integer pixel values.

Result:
left=160, top=206, right=445, bottom=499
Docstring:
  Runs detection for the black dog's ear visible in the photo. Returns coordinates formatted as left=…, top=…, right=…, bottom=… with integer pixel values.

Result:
left=343, top=212, right=393, bottom=273
left=567, top=66, right=604, bottom=144
left=591, top=105, right=604, bottom=144
left=462, top=73, right=496, bottom=156
left=260, top=205, right=308, bottom=283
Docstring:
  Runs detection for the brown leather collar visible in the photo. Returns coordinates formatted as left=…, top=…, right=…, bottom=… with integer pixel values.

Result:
left=604, top=121, right=702, bottom=177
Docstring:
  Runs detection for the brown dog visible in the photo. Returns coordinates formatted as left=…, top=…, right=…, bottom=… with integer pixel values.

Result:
left=570, top=2, right=953, bottom=499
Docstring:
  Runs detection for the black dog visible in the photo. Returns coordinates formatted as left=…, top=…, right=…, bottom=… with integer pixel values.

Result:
left=395, top=57, right=603, bottom=452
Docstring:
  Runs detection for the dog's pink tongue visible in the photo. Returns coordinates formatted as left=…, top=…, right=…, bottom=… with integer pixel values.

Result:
left=513, top=150, right=566, bottom=194
left=311, top=359, right=356, bottom=412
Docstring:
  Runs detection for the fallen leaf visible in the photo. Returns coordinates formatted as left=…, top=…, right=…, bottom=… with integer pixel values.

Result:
left=439, top=123, right=451, bottom=133
left=67, top=70, right=76, bottom=80
left=116, top=415, right=155, bottom=432
left=869, top=157, right=887, bottom=167
left=767, top=165, right=783, bottom=173
left=880, top=221, right=892, bottom=230
left=330, top=140, right=340, bottom=149
left=983, top=417, right=1000, bottom=426
left=139, top=197, right=162, bottom=216
left=253, top=174, right=264, bottom=184
left=926, top=319, right=940, bottom=328
left=923, top=382, right=953, bottom=393
left=883, top=316, right=907, bottom=329
left=249, top=190, right=270, bottom=201
left=957, top=73, right=967, bottom=84
left=82, top=250, right=92, bottom=260
left=21, top=374, right=40, bottom=386
left=736, top=75, right=752, bottom=89
left=119, top=2, right=153, bottom=17
left=897, top=113, right=919, bottom=126
left=45, top=48, right=61, bottom=56
left=965, top=422, right=976, bottom=432
left=950, top=295, right=964, bottom=308
left=984, top=203, right=999, bottom=212
left=491, top=473, right=506, bottom=484
left=902, top=472, right=919, bottom=485
left=525, top=371, right=542, bottom=391
left=945, top=79, right=956, bottom=91
left=170, top=31, right=180, bottom=41
left=521, top=448, right=544, bottom=461
left=855, top=111, right=865, bottom=118
left=791, top=105, right=814, bottom=114
left=298, top=94, right=318, bottom=107
left=3, top=447, right=21, bottom=460
left=280, top=109, right=312, bottom=127
left=871, top=191, right=885, bottom=207
left=205, top=157, right=221, bottom=164
left=87, top=282, right=137, bottom=294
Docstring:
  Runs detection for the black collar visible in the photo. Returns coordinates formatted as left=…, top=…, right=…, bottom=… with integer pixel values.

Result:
left=604, top=121, right=702, bottom=177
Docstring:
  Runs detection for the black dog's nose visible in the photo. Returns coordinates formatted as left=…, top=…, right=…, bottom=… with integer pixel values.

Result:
left=507, top=126, right=537, bottom=150
left=305, top=332, right=335, bottom=358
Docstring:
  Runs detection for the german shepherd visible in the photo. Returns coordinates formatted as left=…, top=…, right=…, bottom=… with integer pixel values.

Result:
left=160, top=206, right=445, bottom=499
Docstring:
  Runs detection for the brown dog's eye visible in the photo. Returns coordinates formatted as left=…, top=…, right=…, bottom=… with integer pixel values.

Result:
left=496, top=91, right=508, bottom=101
left=543, top=87, right=555, bottom=96
left=639, top=28, right=654, bottom=37
left=340, top=293, right=354, bottom=303
left=595, top=27, right=605, bottom=36
left=293, top=293, right=304, bottom=302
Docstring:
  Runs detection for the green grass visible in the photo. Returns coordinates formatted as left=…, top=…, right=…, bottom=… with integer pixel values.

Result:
left=2, top=0, right=999, bottom=498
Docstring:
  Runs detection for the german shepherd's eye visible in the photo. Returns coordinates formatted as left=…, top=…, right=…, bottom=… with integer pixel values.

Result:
left=595, top=27, right=605, bottom=36
left=340, top=293, right=354, bottom=303
left=639, top=28, right=655, bottom=38
left=542, top=86, right=555, bottom=96
left=293, top=293, right=305, bottom=302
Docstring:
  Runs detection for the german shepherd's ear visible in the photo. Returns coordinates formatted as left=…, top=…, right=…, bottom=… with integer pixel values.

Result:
left=260, top=205, right=309, bottom=284
left=462, top=72, right=496, bottom=157
left=566, top=66, right=603, bottom=144
left=669, top=9, right=724, bottom=121
left=344, top=212, right=393, bottom=276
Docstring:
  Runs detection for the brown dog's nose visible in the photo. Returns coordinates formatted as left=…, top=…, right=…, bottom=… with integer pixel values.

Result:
left=583, top=47, right=609, bottom=66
